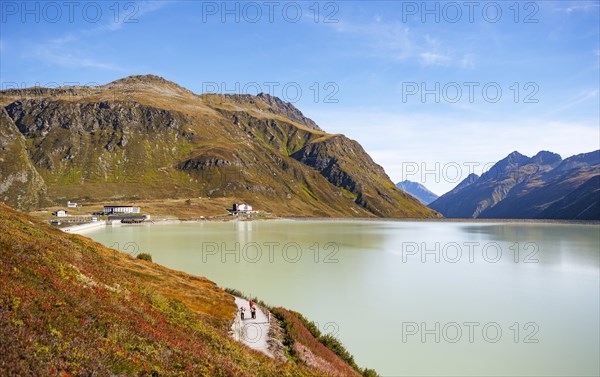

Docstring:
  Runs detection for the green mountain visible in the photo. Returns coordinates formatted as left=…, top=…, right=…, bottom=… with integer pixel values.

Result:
left=0, top=203, right=373, bottom=376
left=0, top=75, right=437, bottom=218
left=429, top=150, right=600, bottom=220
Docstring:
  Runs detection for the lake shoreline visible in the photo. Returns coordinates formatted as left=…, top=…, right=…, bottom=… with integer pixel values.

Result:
left=68, top=214, right=600, bottom=234
left=280, top=216, right=600, bottom=225
left=148, top=214, right=600, bottom=226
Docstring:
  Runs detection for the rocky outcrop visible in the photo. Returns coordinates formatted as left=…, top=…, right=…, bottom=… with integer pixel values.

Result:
left=0, top=109, right=48, bottom=209
left=291, top=135, right=436, bottom=218
left=204, top=92, right=323, bottom=132
left=256, top=93, right=323, bottom=131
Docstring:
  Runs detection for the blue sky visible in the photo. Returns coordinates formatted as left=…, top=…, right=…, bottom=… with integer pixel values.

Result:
left=1, top=0, right=599, bottom=194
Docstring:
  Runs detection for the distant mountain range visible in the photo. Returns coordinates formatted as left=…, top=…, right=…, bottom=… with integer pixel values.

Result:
left=0, top=75, right=437, bottom=218
left=429, top=150, right=600, bottom=220
left=395, top=180, right=439, bottom=205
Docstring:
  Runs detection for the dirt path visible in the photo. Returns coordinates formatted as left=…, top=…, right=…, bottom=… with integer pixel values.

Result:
left=231, top=296, right=273, bottom=358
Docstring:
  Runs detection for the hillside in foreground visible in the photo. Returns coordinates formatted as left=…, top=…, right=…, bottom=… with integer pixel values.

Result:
left=0, top=75, right=437, bottom=219
left=0, top=204, right=373, bottom=376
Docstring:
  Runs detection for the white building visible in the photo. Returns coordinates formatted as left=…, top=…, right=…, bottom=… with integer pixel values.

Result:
left=53, top=210, right=68, bottom=217
left=103, top=205, right=141, bottom=215
left=232, top=203, right=254, bottom=213
left=67, top=201, right=78, bottom=208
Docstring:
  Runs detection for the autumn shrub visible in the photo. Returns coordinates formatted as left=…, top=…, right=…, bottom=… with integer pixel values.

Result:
left=137, top=253, right=153, bottom=262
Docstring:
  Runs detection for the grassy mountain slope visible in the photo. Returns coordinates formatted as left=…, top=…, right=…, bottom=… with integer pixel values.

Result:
left=0, top=75, right=438, bottom=218
left=0, top=204, right=369, bottom=376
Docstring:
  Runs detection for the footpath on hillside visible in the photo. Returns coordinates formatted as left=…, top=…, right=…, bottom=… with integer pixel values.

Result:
left=231, top=296, right=273, bottom=358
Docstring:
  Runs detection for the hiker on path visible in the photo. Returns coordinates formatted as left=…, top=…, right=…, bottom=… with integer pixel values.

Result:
left=251, top=306, right=257, bottom=319
left=240, top=306, right=245, bottom=320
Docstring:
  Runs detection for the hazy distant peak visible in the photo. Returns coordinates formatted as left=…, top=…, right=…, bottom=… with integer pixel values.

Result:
left=395, top=180, right=439, bottom=205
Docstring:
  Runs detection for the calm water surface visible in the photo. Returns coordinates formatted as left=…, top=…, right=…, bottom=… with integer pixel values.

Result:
left=85, top=220, right=600, bottom=376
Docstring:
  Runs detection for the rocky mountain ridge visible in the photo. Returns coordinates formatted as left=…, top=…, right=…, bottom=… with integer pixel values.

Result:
left=0, top=75, right=437, bottom=218
left=429, top=150, right=600, bottom=220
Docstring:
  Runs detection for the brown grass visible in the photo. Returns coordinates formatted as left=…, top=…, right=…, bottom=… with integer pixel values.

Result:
left=0, top=203, right=338, bottom=376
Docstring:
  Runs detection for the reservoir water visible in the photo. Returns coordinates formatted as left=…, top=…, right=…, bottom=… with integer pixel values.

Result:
left=85, top=220, right=600, bottom=376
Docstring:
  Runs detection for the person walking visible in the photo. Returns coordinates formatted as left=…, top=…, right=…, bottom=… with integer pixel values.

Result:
left=240, top=306, right=245, bottom=320
left=251, top=306, right=256, bottom=319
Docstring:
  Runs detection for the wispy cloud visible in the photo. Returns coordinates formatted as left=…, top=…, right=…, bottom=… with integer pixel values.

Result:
left=546, top=89, right=600, bottom=115
left=330, top=19, right=414, bottom=60
left=418, top=35, right=450, bottom=66
left=554, top=2, right=600, bottom=14
left=419, top=52, right=450, bottom=65
left=33, top=46, right=124, bottom=71
left=95, top=1, right=168, bottom=32
left=330, top=18, right=474, bottom=68
left=29, top=1, right=168, bottom=71
left=459, top=54, right=475, bottom=69
left=31, top=38, right=124, bottom=72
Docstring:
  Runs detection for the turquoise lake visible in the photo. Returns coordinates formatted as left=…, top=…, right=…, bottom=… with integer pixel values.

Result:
left=85, top=220, right=600, bottom=376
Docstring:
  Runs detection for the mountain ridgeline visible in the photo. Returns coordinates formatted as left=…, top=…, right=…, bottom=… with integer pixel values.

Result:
left=429, top=150, right=600, bottom=220
left=0, top=75, right=437, bottom=218
left=395, top=180, right=439, bottom=205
